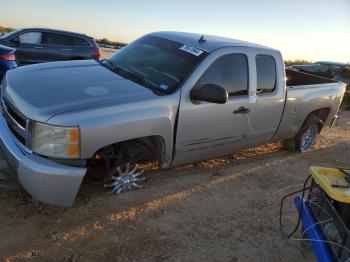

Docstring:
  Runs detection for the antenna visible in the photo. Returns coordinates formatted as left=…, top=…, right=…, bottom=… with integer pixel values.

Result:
left=198, top=35, right=206, bottom=43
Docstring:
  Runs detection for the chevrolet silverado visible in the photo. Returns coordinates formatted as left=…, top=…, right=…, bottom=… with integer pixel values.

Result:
left=0, top=32, right=346, bottom=206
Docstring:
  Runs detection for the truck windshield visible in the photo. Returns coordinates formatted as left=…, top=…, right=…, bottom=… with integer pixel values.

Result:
left=103, top=35, right=207, bottom=94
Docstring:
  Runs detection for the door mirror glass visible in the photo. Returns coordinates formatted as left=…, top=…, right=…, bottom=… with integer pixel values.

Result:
left=190, top=84, right=228, bottom=104
left=11, top=37, right=20, bottom=45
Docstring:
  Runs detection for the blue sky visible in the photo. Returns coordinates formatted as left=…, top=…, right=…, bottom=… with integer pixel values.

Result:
left=1, top=0, right=349, bottom=62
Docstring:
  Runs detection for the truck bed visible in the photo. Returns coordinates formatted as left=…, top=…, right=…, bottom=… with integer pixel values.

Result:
left=274, top=69, right=346, bottom=140
left=286, top=68, right=336, bottom=87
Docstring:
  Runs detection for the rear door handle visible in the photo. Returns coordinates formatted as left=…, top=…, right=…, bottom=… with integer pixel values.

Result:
left=62, top=48, right=72, bottom=51
left=233, top=106, right=250, bottom=114
left=34, top=46, right=43, bottom=49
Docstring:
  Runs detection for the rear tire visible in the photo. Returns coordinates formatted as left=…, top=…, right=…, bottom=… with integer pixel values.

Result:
left=283, top=115, right=323, bottom=152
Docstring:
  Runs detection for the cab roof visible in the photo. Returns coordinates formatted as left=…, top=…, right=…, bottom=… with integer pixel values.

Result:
left=151, top=31, right=277, bottom=53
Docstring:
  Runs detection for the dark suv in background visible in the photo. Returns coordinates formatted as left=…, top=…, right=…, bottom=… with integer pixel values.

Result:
left=0, top=28, right=100, bottom=65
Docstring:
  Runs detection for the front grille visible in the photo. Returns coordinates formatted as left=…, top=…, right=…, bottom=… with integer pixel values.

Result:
left=7, top=124, right=26, bottom=144
left=1, top=96, right=29, bottom=147
left=1, top=98, right=26, bottom=129
left=5, top=102, right=26, bottom=128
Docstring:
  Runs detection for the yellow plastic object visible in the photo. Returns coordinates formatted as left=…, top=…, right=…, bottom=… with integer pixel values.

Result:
left=309, top=166, right=350, bottom=204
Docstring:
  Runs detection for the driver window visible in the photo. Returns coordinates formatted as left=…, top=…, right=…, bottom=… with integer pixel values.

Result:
left=197, top=54, right=248, bottom=97
left=18, top=32, right=42, bottom=44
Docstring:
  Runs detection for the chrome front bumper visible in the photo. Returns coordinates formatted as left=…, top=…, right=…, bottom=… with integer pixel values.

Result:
left=0, top=115, right=86, bottom=207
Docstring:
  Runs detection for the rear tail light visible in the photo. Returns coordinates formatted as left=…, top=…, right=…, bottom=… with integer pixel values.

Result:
left=95, top=49, right=101, bottom=58
left=0, top=53, right=15, bottom=61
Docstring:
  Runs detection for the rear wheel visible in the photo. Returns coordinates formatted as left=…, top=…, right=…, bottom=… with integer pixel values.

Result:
left=283, top=115, right=322, bottom=152
left=298, top=124, right=319, bottom=152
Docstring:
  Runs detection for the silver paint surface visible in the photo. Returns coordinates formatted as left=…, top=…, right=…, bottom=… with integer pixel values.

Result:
left=0, top=31, right=346, bottom=206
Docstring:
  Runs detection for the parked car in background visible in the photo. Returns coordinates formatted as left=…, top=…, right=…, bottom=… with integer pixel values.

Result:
left=0, top=44, right=17, bottom=81
left=0, top=32, right=346, bottom=206
left=291, top=61, right=350, bottom=89
left=0, top=28, right=100, bottom=65
left=291, top=61, right=350, bottom=109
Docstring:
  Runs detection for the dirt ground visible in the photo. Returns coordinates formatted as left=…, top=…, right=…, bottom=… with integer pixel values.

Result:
left=0, top=111, right=349, bottom=262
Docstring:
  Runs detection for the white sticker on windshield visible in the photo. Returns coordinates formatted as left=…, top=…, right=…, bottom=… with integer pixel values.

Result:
left=179, top=45, right=204, bottom=56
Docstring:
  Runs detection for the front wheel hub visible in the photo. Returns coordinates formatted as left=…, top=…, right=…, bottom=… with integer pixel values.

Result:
left=104, top=163, right=145, bottom=194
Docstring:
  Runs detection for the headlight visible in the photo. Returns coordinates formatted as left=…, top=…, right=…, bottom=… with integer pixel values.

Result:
left=32, top=122, right=80, bottom=159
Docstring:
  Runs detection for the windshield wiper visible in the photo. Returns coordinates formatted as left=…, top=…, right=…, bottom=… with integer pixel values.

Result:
left=102, top=59, right=115, bottom=68
left=102, top=61, right=164, bottom=94
left=113, top=65, right=133, bottom=78
left=103, top=61, right=133, bottom=79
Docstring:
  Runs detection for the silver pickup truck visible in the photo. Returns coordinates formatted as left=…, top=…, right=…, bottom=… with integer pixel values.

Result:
left=0, top=32, right=346, bottom=206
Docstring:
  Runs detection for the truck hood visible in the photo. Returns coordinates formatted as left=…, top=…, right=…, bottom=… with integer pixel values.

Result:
left=2, top=60, right=158, bottom=122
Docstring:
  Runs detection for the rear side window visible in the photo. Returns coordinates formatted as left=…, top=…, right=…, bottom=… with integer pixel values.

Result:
left=42, top=32, right=74, bottom=46
left=256, top=55, right=277, bottom=94
left=74, top=37, right=90, bottom=46
left=198, top=54, right=248, bottom=97
left=18, top=32, right=42, bottom=44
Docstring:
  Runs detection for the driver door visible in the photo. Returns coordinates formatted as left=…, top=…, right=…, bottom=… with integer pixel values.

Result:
left=173, top=53, right=252, bottom=166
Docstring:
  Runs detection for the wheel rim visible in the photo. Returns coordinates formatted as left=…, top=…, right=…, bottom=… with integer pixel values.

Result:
left=104, top=163, right=145, bottom=194
left=300, top=124, right=318, bottom=152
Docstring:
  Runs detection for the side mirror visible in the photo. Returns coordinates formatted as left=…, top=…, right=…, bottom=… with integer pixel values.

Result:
left=11, top=37, right=20, bottom=46
left=190, top=83, right=228, bottom=104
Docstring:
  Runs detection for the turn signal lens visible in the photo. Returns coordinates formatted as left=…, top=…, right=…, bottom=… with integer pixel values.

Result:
left=32, top=122, right=80, bottom=159
left=68, top=144, right=80, bottom=158
left=69, top=128, right=79, bottom=142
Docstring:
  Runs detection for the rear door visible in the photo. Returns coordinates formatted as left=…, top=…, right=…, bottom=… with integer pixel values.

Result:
left=14, top=31, right=45, bottom=65
left=41, top=32, right=75, bottom=62
left=69, top=36, right=95, bottom=59
left=248, top=54, right=285, bottom=144
left=173, top=51, right=252, bottom=166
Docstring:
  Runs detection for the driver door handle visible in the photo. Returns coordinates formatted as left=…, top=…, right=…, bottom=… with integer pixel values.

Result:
left=233, top=106, right=250, bottom=114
